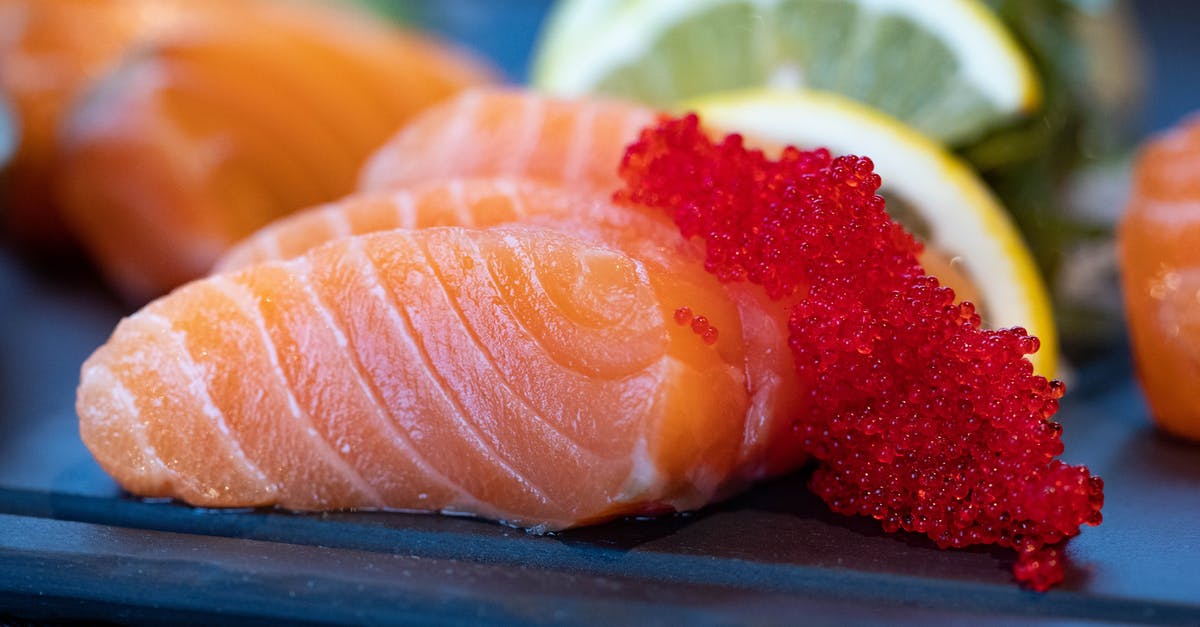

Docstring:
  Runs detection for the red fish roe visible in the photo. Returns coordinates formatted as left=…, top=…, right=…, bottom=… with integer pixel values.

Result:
left=675, top=306, right=720, bottom=344
left=617, top=114, right=1103, bottom=590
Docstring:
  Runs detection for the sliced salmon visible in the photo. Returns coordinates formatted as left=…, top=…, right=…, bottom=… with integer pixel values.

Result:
left=52, top=0, right=493, bottom=301
left=217, top=177, right=808, bottom=481
left=0, top=0, right=212, bottom=254
left=79, top=218, right=794, bottom=528
left=356, top=88, right=988, bottom=314
left=357, top=88, right=657, bottom=195
left=217, top=178, right=570, bottom=272
left=1118, top=114, right=1200, bottom=441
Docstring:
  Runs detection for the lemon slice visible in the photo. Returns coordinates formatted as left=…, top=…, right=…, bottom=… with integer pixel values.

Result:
left=532, top=0, right=1040, bottom=144
left=688, top=89, right=1056, bottom=375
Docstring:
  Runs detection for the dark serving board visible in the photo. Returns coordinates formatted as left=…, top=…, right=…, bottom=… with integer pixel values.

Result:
left=4, top=1, right=1200, bottom=624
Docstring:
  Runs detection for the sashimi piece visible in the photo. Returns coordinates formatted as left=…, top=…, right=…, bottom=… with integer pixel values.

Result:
left=54, top=0, right=493, bottom=301
left=0, top=0, right=211, bottom=254
left=1118, top=113, right=1200, bottom=441
left=217, top=177, right=807, bottom=481
left=354, top=89, right=985, bottom=310
left=357, top=88, right=657, bottom=194
left=217, top=178, right=545, bottom=272
left=80, top=223, right=770, bottom=529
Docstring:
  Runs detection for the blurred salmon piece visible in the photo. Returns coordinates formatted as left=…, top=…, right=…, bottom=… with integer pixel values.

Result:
left=0, top=0, right=211, bottom=255
left=1118, top=113, right=1200, bottom=441
left=52, top=0, right=493, bottom=301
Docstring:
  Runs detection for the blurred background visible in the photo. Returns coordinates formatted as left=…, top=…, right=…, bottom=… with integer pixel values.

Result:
left=1125, top=0, right=1200, bottom=134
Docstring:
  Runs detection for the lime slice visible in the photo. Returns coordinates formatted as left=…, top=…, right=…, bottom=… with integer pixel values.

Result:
left=532, top=0, right=1041, bottom=144
left=688, top=89, right=1056, bottom=375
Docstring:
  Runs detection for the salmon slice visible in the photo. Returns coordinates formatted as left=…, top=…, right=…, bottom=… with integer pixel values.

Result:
left=80, top=223, right=771, bottom=529
left=217, top=177, right=808, bottom=481
left=357, top=88, right=657, bottom=195
left=217, top=178, right=549, bottom=272
left=53, top=0, right=493, bottom=301
left=0, top=0, right=208, bottom=254
left=1118, top=114, right=1200, bottom=441
left=355, top=88, right=985, bottom=315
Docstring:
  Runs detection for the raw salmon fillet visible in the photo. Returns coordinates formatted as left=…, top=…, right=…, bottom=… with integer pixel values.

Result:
left=357, top=88, right=657, bottom=195
left=79, top=215, right=799, bottom=528
left=215, top=177, right=807, bottom=482
left=1118, top=113, right=1200, bottom=441
left=53, top=0, right=493, bottom=301
left=354, top=89, right=984, bottom=311
left=0, top=0, right=205, bottom=253
left=216, top=178, right=562, bottom=272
